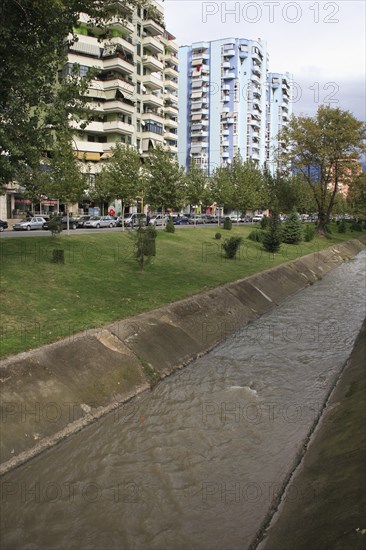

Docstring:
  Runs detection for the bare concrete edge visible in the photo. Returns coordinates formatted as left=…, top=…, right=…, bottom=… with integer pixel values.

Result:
left=1, top=237, right=365, bottom=477
left=251, top=317, right=366, bottom=550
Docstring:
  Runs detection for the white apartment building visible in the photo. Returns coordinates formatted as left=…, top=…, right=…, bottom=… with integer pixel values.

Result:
left=1, top=0, right=178, bottom=219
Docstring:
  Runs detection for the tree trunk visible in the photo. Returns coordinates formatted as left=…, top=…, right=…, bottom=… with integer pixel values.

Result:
left=121, top=203, right=125, bottom=232
left=316, top=211, right=329, bottom=236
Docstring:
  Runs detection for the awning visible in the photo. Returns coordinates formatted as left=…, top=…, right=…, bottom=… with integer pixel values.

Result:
left=190, top=146, right=202, bottom=154
left=142, top=139, right=157, bottom=151
left=191, top=102, right=202, bottom=110
left=192, top=57, right=203, bottom=65
left=100, top=152, right=113, bottom=160
left=192, top=80, right=202, bottom=88
left=191, top=91, right=203, bottom=99
left=191, top=114, right=202, bottom=121
left=69, top=41, right=101, bottom=58
left=75, top=152, right=101, bottom=161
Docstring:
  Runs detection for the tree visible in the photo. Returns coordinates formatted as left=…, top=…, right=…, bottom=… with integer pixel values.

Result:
left=43, top=135, right=86, bottom=233
left=278, top=106, right=365, bottom=235
left=130, top=220, right=157, bottom=272
left=184, top=161, right=208, bottom=226
left=209, top=165, right=234, bottom=223
left=263, top=212, right=281, bottom=253
left=145, top=145, right=185, bottom=224
left=347, top=172, right=366, bottom=219
left=231, top=155, right=267, bottom=216
left=102, top=144, right=145, bottom=231
left=281, top=209, right=303, bottom=244
left=265, top=169, right=316, bottom=214
left=0, top=0, right=145, bottom=186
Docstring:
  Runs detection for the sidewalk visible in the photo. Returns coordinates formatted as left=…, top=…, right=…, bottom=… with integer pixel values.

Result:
left=260, top=319, right=366, bottom=550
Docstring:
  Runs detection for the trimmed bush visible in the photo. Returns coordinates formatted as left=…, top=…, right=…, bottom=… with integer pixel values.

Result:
left=304, top=224, right=315, bottom=242
left=223, top=217, right=232, bottom=230
left=281, top=210, right=303, bottom=244
left=248, top=229, right=265, bottom=242
left=144, top=224, right=157, bottom=256
left=47, top=214, right=62, bottom=236
left=165, top=217, right=175, bottom=233
left=215, top=232, right=222, bottom=240
left=222, top=236, right=242, bottom=259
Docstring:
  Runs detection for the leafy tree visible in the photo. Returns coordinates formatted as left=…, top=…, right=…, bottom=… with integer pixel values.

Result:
left=278, top=106, right=365, bottom=235
left=184, top=161, right=208, bottom=226
left=281, top=210, right=303, bottom=244
left=85, top=168, right=114, bottom=216
left=263, top=212, right=281, bottom=253
left=209, top=165, right=234, bottom=223
left=145, top=145, right=185, bottom=225
left=347, top=172, right=366, bottom=219
left=0, top=0, right=145, bottom=186
left=231, top=155, right=267, bottom=215
left=102, top=144, right=145, bottom=230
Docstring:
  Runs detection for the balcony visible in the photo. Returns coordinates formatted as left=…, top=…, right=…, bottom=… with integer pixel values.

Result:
left=143, top=93, right=164, bottom=108
left=164, top=130, right=178, bottom=141
left=164, top=78, right=178, bottom=91
left=222, top=70, right=235, bottom=79
left=221, top=139, right=229, bottom=147
left=251, top=50, right=263, bottom=63
left=164, top=117, right=178, bottom=129
left=104, top=120, right=134, bottom=134
left=164, top=102, right=178, bottom=116
left=109, top=36, right=135, bottom=55
left=142, top=110, right=164, bottom=125
left=164, top=65, right=178, bottom=78
left=74, top=140, right=104, bottom=154
left=222, top=128, right=229, bottom=136
left=143, top=19, right=164, bottom=37
left=223, top=48, right=235, bottom=57
left=143, top=54, right=164, bottom=72
left=142, top=73, right=163, bottom=90
left=142, top=35, right=164, bottom=55
left=163, top=91, right=178, bottom=104
left=101, top=77, right=134, bottom=95
left=190, top=130, right=208, bottom=137
left=81, top=120, right=104, bottom=133
left=164, top=52, right=179, bottom=65
left=222, top=151, right=230, bottom=158
left=103, top=55, right=134, bottom=74
left=109, top=17, right=134, bottom=35
left=103, top=99, right=135, bottom=115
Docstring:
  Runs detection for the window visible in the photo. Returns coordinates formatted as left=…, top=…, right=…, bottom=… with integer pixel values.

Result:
left=142, top=120, right=163, bottom=134
left=121, top=135, right=132, bottom=144
left=137, top=44, right=141, bottom=57
left=137, top=63, right=141, bottom=75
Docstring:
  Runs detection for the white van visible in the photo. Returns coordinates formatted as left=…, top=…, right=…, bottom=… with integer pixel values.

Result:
left=124, top=213, right=147, bottom=227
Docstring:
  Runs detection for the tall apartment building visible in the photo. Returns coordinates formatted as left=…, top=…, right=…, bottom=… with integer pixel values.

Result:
left=178, top=38, right=292, bottom=175
left=68, top=1, right=178, bottom=170
left=266, top=72, right=292, bottom=171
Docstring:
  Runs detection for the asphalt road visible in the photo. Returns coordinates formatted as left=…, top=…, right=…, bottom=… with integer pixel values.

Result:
left=0, top=222, right=253, bottom=239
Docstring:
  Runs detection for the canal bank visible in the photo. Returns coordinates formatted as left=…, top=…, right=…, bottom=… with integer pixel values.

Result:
left=1, top=237, right=365, bottom=475
left=257, top=317, right=366, bottom=550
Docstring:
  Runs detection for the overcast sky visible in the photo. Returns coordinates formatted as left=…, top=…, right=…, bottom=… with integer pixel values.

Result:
left=161, top=0, right=366, bottom=120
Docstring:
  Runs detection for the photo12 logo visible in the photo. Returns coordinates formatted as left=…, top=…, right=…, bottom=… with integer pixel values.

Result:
left=201, top=2, right=340, bottom=24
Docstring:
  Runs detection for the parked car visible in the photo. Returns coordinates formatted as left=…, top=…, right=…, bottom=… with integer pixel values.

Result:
left=13, top=217, right=47, bottom=231
left=0, top=220, right=8, bottom=232
left=252, top=215, right=264, bottom=223
left=77, top=215, right=91, bottom=228
left=172, top=215, right=189, bottom=225
left=149, top=214, right=169, bottom=226
left=188, top=214, right=206, bottom=224
left=84, top=216, right=116, bottom=229
left=124, top=213, right=147, bottom=228
left=43, top=216, right=78, bottom=230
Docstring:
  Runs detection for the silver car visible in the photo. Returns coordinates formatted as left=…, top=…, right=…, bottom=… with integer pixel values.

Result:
left=13, top=217, right=47, bottom=231
left=84, top=216, right=116, bottom=229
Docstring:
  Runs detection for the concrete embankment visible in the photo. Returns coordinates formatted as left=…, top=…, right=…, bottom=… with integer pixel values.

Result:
left=257, top=317, right=366, bottom=550
left=1, top=237, right=365, bottom=475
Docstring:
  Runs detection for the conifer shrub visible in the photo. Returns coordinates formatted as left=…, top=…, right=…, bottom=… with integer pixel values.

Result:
left=350, top=221, right=363, bottom=232
left=222, top=236, right=242, bottom=259
left=338, top=219, right=347, bottom=233
left=304, top=224, right=315, bottom=242
left=260, top=215, right=269, bottom=229
left=281, top=210, right=303, bottom=244
left=165, top=217, right=175, bottom=233
left=263, top=213, right=281, bottom=253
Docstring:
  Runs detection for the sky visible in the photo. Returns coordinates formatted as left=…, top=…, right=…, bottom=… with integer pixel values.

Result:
left=161, top=0, right=366, bottom=120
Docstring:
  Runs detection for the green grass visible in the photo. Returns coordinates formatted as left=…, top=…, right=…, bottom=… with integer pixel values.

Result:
left=0, top=223, right=362, bottom=358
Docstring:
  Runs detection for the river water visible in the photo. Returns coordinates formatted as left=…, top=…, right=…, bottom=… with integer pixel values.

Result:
left=1, top=251, right=365, bottom=550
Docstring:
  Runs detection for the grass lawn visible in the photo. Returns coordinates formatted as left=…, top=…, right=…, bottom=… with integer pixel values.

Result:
left=0, top=223, right=363, bottom=358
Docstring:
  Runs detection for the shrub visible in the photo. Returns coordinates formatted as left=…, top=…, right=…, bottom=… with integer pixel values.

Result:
left=215, top=232, right=222, bottom=240
left=325, top=224, right=332, bottom=234
left=223, top=217, right=232, bottom=230
left=338, top=219, right=347, bottom=233
left=263, top=213, right=281, bottom=253
left=260, top=215, right=269, bottom=229
left=248, top=229, right=264, bottom=242
left=350, top=222, right=363, bottom=232
left=222, top=236, right=242, bottom=259
left=47, top=214, right=62, bottom=236
left=165, top=217, right=175, bottom=233
left=281, top=210, right=303, bottom=244
left=304, top=224, right=315, bottom=242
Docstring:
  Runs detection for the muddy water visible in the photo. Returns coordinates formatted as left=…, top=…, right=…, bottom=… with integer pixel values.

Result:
left=1, top=251, right=365, bottom=550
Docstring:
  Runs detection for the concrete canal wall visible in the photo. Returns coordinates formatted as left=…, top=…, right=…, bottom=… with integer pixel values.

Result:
left=1, top=236, right=365, bottom=475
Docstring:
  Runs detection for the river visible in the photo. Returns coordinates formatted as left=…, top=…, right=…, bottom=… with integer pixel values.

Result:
left=1, top=250, right=365, bottom=550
